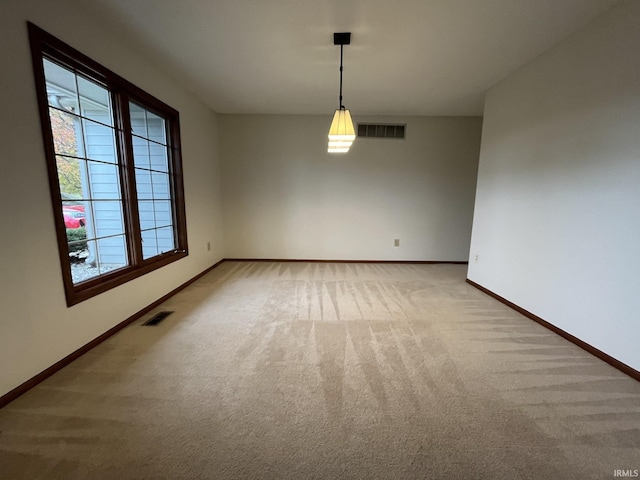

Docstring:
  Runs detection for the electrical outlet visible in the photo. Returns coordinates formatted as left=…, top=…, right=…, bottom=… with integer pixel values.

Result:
left=394, top=238, right=400, bottom=247
left=207, top=242, right=211, bottom=251
left=474, top=254, right=479, bottom=263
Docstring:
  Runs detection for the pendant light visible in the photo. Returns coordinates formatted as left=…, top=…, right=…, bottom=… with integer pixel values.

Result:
left=328, top=32, right=355, bottom=154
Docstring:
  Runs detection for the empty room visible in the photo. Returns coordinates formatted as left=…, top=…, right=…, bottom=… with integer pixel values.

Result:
left=1, top=0, right=638, bottom=479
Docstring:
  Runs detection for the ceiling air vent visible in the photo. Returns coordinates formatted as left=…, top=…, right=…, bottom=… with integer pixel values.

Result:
left=357, top=123, right=406, bottom=139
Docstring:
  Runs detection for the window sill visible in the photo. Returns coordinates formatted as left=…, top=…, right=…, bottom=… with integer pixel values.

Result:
left=65, top=249, right=188, bottom=306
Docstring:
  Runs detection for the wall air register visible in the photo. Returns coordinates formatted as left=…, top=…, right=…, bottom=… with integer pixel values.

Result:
left=357, top=123, right=406, bottom=139
left=143, top=311, right=174, bottom=326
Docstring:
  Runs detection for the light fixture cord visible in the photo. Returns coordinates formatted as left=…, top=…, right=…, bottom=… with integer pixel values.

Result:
left=339, top=43, right=344, bottom=109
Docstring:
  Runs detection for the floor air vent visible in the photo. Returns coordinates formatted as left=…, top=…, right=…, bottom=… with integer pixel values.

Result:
left=357, top=123, right=406, bottom=139
left=143, top=311, right=174, bottom=326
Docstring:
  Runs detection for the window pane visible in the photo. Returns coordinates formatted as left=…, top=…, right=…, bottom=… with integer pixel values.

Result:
left=151, top=172, right=170, bottom=198
left=129, top=102, right=147, bottom=137
left=49, top=108, right=83, bottom=157
left=130, top=102, right=174, bottom=259
left=96, top=235, right=128, bottom=274
left=77, top=76, right=113, bottom=126
left=141, top=227, right=174, bottom=259
left=62, top=200, right=88, bottom=229
left=135, top=169, right=153, bottom=200
left=146, top=111, right=166, bottom=145
left=149, top=143, right=169, bottom=172
left=141, top=229, right=158, bottom=259
left=70, top=239, right=97, bottom=284
left=138, top=200, right=173, bottom=231
left=138, top=200, right=156, bottom=230
left=70, top=236, right=127, bottom=284
left=153, top=200, right=172, bottom=228
left=90, top=201, right=126, bottom=239
left=82, top=118, right=117, bottom=164
left=57, top=156, right=84, bottom=200
left=156, top=226, right=175, bottom=255
left=132, top=136, right=150, bottom=169
left=44, top=58, right=79, bottom=112
left=87, top=162, right=121, bottom=200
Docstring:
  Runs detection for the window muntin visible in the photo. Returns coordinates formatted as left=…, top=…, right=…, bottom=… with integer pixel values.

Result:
left=129, top=101, right=176, bottom=259
left=29, top=23, right=188, bottom=306
left=45, top=58, right=129, bottom=285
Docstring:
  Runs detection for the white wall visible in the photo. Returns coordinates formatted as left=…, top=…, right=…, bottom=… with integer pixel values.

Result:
left=468, top=0, right=640, bottom=370
left=220, top=115, right=482, bottom=261
left=0, top=0, right=224, bottom=396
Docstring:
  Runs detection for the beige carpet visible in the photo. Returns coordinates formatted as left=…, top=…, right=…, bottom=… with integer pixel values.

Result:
left=1, top=261, right=638, bottom=479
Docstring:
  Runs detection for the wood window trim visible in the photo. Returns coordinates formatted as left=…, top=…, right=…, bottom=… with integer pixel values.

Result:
left=28, top=22, right=188, bottom=306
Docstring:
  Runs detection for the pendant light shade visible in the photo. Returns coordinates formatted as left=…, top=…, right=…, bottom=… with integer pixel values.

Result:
left=328, top=108, right=356, bottom=152
left=328, top=32, right=355, bottom=154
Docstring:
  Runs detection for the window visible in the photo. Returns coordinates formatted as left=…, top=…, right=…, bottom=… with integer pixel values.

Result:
left=28, top=23, right=188, bottom=306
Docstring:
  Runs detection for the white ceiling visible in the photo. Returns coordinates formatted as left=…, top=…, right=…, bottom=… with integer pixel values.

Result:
left=71, top=0, right=620, bottom=116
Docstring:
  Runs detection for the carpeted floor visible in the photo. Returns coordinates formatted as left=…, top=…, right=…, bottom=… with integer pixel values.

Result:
left=1, top=261, right=638, bottom=479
